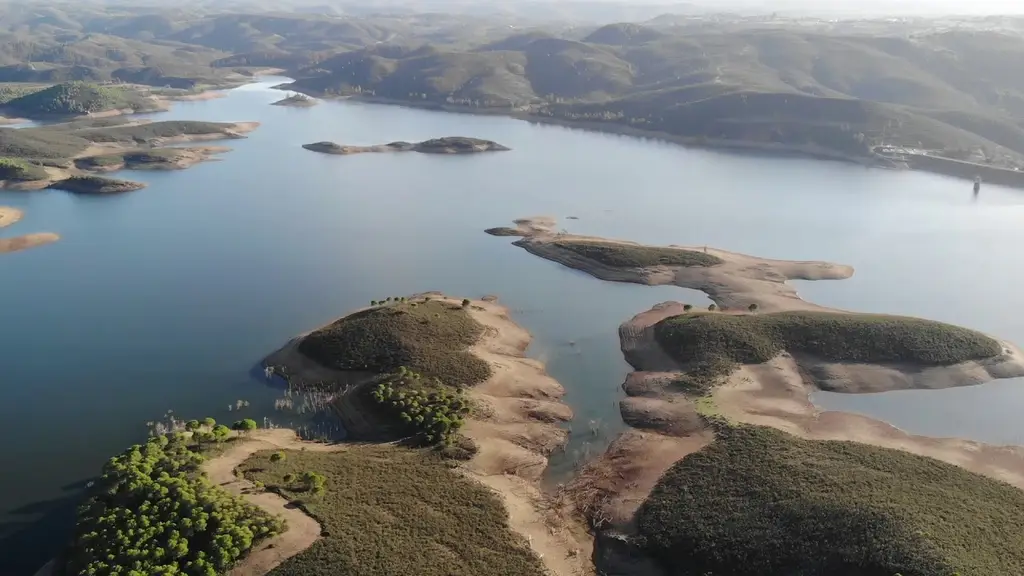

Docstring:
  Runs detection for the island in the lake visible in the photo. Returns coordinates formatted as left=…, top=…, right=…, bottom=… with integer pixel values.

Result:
left=271, top=93, right=318, bottom=107
left=262, top=292, right=591, bottom=575
left=487, top=216, right=1024, bottom=575
left=0, top=119, right=259, bottom=193
left=0, top=206, right=59, bottom=254
left=302, top=136, right=510, bottom=155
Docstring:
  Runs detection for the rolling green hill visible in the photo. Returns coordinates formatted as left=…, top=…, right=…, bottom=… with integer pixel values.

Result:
left=0, top=4, right=1024, bottom=167
left=2, top=81, right=152, bottom=116
left=638, top=425, right=1024, bottom=576
left=278, top=25, right=1024, bottom=168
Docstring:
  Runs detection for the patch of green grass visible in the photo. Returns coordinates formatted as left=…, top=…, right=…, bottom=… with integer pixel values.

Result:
left=0, top=157, right=48, bottom=180
left=657, top=310, right=999, bottom=368
left=637, top=424, right=1024, bottom=576
left=299, top=299, right=491, bottom=387
left=552, top=240, right=723, bottom=268
left=241, top=446, right=545, bottom=576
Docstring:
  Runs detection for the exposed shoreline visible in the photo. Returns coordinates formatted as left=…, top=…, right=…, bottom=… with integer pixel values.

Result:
left=265, top=292, right=593, bottom=576
left=485, top=216, right=1024, bottom=541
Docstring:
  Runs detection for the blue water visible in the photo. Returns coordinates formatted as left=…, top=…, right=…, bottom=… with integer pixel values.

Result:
left=2, top=76, right=1024, bottom=572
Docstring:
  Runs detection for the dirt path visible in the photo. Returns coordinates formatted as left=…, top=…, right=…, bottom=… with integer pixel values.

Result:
left=203, top=429, right=344, bottom=576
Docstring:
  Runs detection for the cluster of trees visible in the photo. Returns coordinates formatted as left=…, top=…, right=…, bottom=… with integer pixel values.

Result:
left=369, top=367, right=470, bottom=445
left=369, top=296, right=409, bottom=306
left=65, top=433, right=284, bottom=576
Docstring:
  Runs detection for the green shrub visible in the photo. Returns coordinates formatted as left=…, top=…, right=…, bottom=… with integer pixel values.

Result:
left=232, top=418, right=258, bottom=432
left=637, top=425, right=1024, bottom=576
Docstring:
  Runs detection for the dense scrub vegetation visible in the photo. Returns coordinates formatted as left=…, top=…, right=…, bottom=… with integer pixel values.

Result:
left=369, top=366, right=471, bottom=445
left=654, top=311, right=1001, bottom=394
left=656, top=310, right=1001, bottom=366
left=62, top=432, right=284, bottom=576
left=552, top=240, right=723, bottom=268
left=3, top=82, right=151, bottom=116
left=299, top=298, right=491, bottom=387
left=637, top=425, right=1024, bottom=576
left=241, top=446, right=546, bottom=576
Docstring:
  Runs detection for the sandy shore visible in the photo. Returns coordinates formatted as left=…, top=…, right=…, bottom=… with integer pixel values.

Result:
left=77, top=146, right=233, bottom=173
left=613, top=303, right=1024, bottom=487
left=0, top=206, right=23, bottom=229
left=265, top=292, right=593, bottom=576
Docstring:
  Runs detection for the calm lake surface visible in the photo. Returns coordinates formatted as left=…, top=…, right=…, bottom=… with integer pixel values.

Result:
left=3, top=76, right=1024, bottom=572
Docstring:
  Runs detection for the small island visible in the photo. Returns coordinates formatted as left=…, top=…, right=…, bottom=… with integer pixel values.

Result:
left=487, top=216, right=852, bottom=313
left=47, top=175, right=147, bottom=194
left=271, top=93, right=318, bottom=107
left=0, top=206, right=59, bottom=254
left=302, top=136, right=510, bottom=155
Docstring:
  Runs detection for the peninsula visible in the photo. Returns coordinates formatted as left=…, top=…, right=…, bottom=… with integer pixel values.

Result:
left=262, top=293, right=592, bottom=575
left=0, top=206, right=59, bottom=254
left=488, top=216, right=1024, bottom=574
left=302, top=137, right=510, bottom=156
left=0, top=119, right=258, bottom=192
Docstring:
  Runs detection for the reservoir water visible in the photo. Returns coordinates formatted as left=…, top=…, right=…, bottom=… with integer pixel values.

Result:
left=2, top=76, right=1024, bottom=572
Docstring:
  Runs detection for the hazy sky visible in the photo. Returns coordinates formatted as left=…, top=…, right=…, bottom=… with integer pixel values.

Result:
left=703, top=0, right=1024, bottom=15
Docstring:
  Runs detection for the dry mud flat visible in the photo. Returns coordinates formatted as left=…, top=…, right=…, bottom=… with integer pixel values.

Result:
left=265, top=293, right=594, bottom=576
left=0, top=206, right=59, bottom=254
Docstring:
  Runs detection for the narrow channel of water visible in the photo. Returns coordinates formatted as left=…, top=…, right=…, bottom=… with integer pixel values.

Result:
left=3, top=76, right=1024, bottom=572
